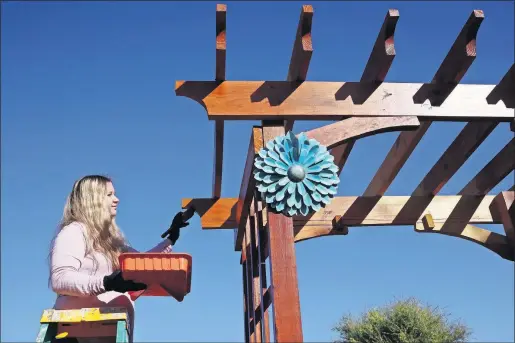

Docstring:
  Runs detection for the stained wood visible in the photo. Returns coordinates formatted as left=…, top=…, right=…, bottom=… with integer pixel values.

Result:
left=244, top=217, right=258, bottom=342
left=234, top=127, right=264, bottom=251
left=415, top=222, right=512, bottom=261
left=252, top=197, right=271, bottom=342
left=262, top=122, right=303, bottom=342
left=212, top=4, right=227, bottom=198
left=212, top=120, right=224, bottom=198
left=413, top=10, right=484, bottom=106
left=182, top=194, right=504, bottom=231
left=360, top=9, right=399, bottom=83
left=248, top=206, right=262, bottom=342
left=285, top=4, right=313, bottom=132
left=459, top=138, right=514, bottom=195
left=332, top=142, right=354, bottom=174
left=412, top=121, right=497, bottom=196
left=363, top=121, right=432, bottom=196
left=174, top=80, right=514, bottom=121
left=216, top=4, right=226, bottom=81
left=489, top=191, right=515, bottom=242
left=304, top=116, right=420, bottom=149
left=487, top=64, right=515, bottom=109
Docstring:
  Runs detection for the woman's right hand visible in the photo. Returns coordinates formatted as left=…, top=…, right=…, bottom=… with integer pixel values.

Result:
left=103, top=270, right=147, bottom=293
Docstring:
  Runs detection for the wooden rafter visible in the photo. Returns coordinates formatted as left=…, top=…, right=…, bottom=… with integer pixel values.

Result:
left=175, top=80, right=513, bottom=121
left=284, top=5, right=313, bottom=132
left=212, top=3, right=227, bottom=198
left=487, top=63, right=515, bottom=109
left=458, top=138, right=514, bottom=196
left=413, top=10, right=484, bottom=106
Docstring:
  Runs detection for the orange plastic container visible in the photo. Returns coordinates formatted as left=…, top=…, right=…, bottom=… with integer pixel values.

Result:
left=119, top=253, right=192, bottom=302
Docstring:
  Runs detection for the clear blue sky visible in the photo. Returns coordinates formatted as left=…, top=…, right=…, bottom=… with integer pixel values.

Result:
left=1, top=1, right=514, bottom=342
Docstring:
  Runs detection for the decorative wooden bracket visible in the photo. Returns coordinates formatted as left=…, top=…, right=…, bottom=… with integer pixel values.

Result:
left=415, top=213, right=513, bottom=261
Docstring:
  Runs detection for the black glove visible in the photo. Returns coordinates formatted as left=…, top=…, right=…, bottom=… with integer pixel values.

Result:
left=164, top=211, right=190, bottom=245
left=103, top=270, right=147, bottom=293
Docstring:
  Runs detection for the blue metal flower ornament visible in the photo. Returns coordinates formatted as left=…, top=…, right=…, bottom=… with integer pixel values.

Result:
left=253, top=131, right=340, bottom=217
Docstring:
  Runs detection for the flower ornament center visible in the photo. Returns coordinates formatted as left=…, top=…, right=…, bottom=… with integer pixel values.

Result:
left=287, top=164, right=305, bottom=183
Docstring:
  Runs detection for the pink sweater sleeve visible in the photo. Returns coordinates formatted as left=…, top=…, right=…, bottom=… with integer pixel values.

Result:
left=124, top=239, right=173, bottom=253
left=50, top=223, right=106, bottom=297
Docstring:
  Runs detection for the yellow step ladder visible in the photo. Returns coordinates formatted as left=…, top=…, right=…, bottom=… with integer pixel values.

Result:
left=36, top=307, right=130, bottom=342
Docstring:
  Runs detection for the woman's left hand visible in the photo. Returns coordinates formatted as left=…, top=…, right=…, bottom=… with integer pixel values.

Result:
left=164, top=211, right=190, bottom=245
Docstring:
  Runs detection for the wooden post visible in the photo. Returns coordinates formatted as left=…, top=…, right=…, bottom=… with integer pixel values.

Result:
left=261, top=120, right=304, bottom=342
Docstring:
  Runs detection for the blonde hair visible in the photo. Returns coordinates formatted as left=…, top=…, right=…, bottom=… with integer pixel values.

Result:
left=52, top=175, right=128, bottom=270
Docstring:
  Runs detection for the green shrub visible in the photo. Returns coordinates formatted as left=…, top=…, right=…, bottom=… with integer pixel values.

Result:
left=332, top=298, right=471, bottom=343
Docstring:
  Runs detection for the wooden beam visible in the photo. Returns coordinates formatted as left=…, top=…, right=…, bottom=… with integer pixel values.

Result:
left=363, top=121, right=432, bottom=196
left=212, top=4, right=227, bottom=198
left=304, top=116, right=420, bottom=150
left=175, top=80, right=514, bottom=121
left=459, top=138, right=515, bottom=195
left=182, top=194, right=503, bottom=230
left=284, top=4, right=313, bottom=132
left=489, top=191, right=515, bottom=242
left=412, top=121, right=497, bottom=196
left=415, top=219, right=513, bottom=261
left=262, top=121, right=303, bottom=342
left=360, top=9, right=399, bottom=83
left=487, top=63, right=515, bottom=109
left=413, top=10, right=484, bottom=106
left=235, top=127, right=264, bottom=251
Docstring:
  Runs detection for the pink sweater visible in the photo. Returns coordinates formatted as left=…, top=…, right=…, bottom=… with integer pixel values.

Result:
left=50, top=221, right=172, bottom=342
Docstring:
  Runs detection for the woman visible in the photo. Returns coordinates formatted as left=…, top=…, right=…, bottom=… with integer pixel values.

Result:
left=48, top=175, right=189, bottom=342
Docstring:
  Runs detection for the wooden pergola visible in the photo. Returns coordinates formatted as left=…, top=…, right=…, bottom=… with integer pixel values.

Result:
left=176, top=4, right=514, bottom=342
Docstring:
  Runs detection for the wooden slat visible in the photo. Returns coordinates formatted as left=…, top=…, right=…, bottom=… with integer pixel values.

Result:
left=216, top=4, right=226, bottom=81
left=212, top=4, right=227, bottom=198
left=487, top=63, right=515, bottom=109
left=305, top=116, right=420, bottom=149
left=284, top=5, right=313, bottom=132
left=212, top=120, right=224, bottom=198
left=332, top=142, right=354, bottom=174
left=363, top=121, right=431, bottom=196
left=252, top=197, right=271, bottom=342
left=234, top=127, right=264, bottom=251
left=360, top=9, right=399, bottom=83
left=413, top=10, right=484, bottom=106
left=489, top=191, right=515, bottom=242
left=248, top=205, right=262, bottom=342
left=182, top=194, right=503, bottom=230
left=327, top=9, right=399, bottom=180
left=175, top=80, right=514, bottom=121
left=459, top=138, right=515, bottom=195
left=262, top=121, right=303, bottom=342
left=241, top=252, right=250, bottom=343
left=413, top=121, right=498, bottom=196
left=244, top=217, right=258, bottom=342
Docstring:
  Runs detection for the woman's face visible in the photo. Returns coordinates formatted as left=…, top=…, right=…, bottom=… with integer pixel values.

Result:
left=106, top=182, right=119, bottom=217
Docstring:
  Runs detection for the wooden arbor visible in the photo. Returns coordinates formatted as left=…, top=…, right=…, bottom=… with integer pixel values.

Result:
left=176, top=4, right=514, bottom=342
